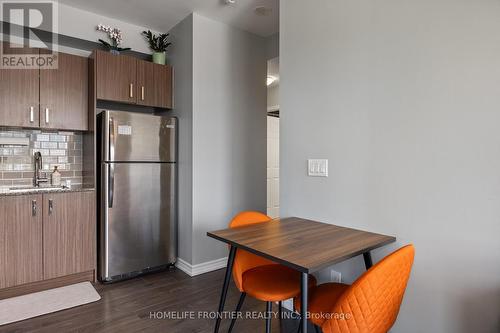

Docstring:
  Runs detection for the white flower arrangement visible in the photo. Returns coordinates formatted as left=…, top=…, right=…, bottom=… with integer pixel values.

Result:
left=96, top=24, right=130, bottom=52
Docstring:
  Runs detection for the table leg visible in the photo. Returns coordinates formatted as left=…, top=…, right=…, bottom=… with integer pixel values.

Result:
left=363, top=251, right=373, bottom=270
left=301, top=272, right=308, bottom=333
left=214, top=246, right=237, bottom=333
left=278, top=301, right=283, bottom=322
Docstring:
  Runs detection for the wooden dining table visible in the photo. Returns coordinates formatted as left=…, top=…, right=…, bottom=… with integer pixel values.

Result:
left=207, top=217, right=396, bottom=333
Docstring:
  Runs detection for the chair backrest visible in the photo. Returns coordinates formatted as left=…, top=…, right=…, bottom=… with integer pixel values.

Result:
left=229, top=211, right=276, bottom=291
left=323, top=245, right=415, bottom=333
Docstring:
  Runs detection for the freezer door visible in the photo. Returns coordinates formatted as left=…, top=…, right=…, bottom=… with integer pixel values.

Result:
left=100, top=162, right=176, bottom=280
left=101, top=110, right=176, bottom=162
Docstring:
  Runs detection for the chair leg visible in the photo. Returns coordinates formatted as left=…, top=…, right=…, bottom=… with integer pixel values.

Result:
left=278, top=301, right=283, bottom=321
left=297, top=317, right=302, bottom=333
left=314, top=325, right=321, bottom=333
left=228, top=292, right=246, bottom=333
left=266, top=301, right=272, bottom=333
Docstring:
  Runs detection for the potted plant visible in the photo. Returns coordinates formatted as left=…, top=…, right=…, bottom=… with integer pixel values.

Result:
left=96, top=24, right=131, bottom=55
left=142, top=30, right=172, bottom=65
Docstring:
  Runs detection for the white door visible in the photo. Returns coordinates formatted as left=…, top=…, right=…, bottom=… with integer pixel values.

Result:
left=267, top=116, right=279, bottom=218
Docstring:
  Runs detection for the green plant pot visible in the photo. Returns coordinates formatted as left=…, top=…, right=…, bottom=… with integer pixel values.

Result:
left=152, top=52, right=166, bottom=65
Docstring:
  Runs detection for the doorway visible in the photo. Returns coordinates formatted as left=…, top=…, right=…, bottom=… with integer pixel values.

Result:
left=267, top=57, right=279, bottom=218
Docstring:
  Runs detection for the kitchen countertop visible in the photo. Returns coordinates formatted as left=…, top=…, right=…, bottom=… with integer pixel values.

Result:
left=0, top=186, right=95, bottom=197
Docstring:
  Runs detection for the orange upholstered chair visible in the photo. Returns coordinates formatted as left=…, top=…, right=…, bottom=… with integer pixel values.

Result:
left=295, top=245, right=415, bottom=333
left=228, top=211, right=317, bottom=333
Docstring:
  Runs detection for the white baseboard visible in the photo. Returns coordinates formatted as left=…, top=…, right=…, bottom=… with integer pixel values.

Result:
left=176, top=257, right=228, bottom=277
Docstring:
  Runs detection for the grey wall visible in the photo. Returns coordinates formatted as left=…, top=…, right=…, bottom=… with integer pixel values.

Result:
left=266, top=33, right=279, bottom=60
left=280, top=1, right=500, bottom=332
left=2, top=3, right=158, bottom=53
left=191, top=14, right=267, bottom=265
left=169, top=14, right=194, bottom=264
left=169, top=13, right=267, bottom=266
left=57, top=3, right=157, bottom=53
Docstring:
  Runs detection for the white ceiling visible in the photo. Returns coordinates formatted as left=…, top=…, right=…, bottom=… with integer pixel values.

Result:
left=58, top=0, right=279, bottom=37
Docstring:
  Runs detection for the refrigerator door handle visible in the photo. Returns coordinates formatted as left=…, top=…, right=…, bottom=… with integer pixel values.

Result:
left=109, top=116, right=116, bottom=161
left=108, top=115, right=116, bottom=208
left=109, top=163, right=115, bottom=208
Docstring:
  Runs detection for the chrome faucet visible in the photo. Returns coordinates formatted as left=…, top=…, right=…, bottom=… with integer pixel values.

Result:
left=33, top=152, right=48, bottom=187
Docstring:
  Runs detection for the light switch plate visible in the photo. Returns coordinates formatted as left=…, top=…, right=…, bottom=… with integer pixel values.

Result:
left=308, top=159, right=328, bottom=177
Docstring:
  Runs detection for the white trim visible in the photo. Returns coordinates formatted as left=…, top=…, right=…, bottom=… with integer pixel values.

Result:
left=175, top=258, right=192, bottom=275
left=175, top=257, right=228, bottom=277
left=267, top=105, right=280, bottom=112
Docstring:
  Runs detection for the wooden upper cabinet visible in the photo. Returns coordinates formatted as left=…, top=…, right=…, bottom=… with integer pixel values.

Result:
left=153, top=64, right=173, bottom=109
left=0, top=195, right=43, bottom=289
left=136, top=60, right=156, bottom=107
left=0, top=44, right=90, bottom=131
left=93, top=50, right=173, bottom=109
left=95, top=50, right=137, bottom=104
left=137, top=61, right=173, bottom=108
left=0, top=43, right=40, bottom=128
left=40, top=52, right=89, bottom=131
left=43, top=191, right=96, bottom=279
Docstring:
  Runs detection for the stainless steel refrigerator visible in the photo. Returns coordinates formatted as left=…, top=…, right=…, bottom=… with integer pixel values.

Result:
left=97, top=110, right=177, bottom=282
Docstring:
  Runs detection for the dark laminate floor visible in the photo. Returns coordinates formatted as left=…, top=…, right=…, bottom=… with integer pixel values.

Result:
left=0, top=268, right=315, bottom=333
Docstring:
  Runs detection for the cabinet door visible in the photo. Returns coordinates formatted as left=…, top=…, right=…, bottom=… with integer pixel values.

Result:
left=0, top=195, right=43, bottom=288
left=95, top=50, right=137, bottom=104
left=154, top=64, right=173, bottom=109
left=136, top=60, right=156, bottom=107
left=43, top=191, right=96, bottom=279
left=0, top=43, right=40, bottom=127
left=137, top=61, right=173, bottom=108
left=40, top=52, right=89, bottom=131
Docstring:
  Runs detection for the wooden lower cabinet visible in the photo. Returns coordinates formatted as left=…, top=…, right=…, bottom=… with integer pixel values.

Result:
left=0, top=191, right=95, bottom=292
left=0, top=195, right=43, bottom=289
left=43, top=191, right=96, bottom=279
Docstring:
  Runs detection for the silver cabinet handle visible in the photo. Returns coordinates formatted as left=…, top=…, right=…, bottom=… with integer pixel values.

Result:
left=129, top=83, right=134, bottom=98
left=48, top=199, right=53, bottom=215
left=141, top=86, right=145, bottom=101
left=32, top=200, right=37, bottom=216
left=29, top=106, right=34, bottom=123
left=45, top=108, right=49, bottom=124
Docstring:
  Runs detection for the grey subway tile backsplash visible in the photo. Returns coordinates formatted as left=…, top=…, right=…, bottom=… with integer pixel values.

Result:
left=36, top=134, right=50, bottom=141
left=50, top=134, right=66, bottom=142
left=41, top=142, right=58, bottom=149
left=0, top=128, right=83, bottom=187
left=49, top=149, right=66, bottom=156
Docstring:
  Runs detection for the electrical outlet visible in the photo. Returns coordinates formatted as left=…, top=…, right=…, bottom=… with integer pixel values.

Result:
left=330, top=270, right=342, bottom=283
